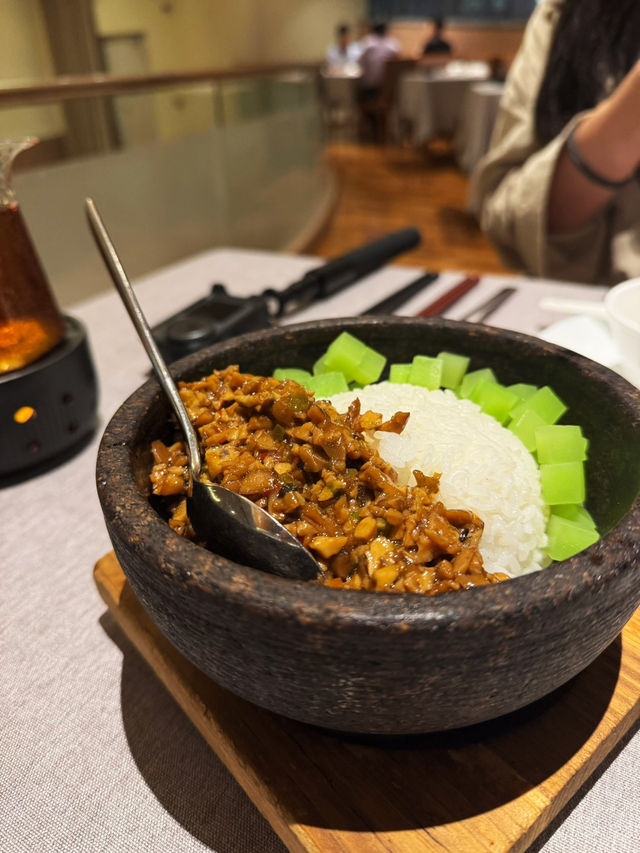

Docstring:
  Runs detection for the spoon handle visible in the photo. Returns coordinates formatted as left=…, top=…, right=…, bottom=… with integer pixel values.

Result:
left=539, top=297, right=607, bottom=318
left=85, top=198, right=202, bottom=478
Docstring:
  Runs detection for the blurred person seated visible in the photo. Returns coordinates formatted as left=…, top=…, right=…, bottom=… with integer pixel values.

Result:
left=325, top=23, right=362, bottom=75
left=352, top=19, right=371, bottom=59
left=470, top=0, right=640, bottom=286
left=488, top=56, right=507, bottom=83
left=422, top=17, right=453, bottom=57
left=357, top=22, right=400, bottom=99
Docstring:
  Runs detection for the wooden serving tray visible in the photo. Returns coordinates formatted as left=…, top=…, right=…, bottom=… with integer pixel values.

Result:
left=95, top=552, right=640, bottom=853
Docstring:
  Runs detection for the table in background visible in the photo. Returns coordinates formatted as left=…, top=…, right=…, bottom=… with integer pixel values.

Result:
left=396, top=61, right=489, bottom=145
left=454, top=80, right=505, bottom=173
left=319, top=69, right=360, bottom=135
left=2, top=248, right=638, bottom=853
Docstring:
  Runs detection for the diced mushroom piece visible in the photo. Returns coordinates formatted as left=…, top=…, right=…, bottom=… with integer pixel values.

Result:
left=359, top=410, right=383, bottom=431
left=372, top=564, right=399, bottom=589
left=309, top=535, right=348, bottom=559
left=238, top=467, right=277, bottom=496
left=377, top=411, right=410, bottom=433
left=354, top=516, right=377, bottom=542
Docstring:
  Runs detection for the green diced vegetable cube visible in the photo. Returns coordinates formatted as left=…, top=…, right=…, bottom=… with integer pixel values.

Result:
left=507, top=408, right=547, bottom=452
left=535, top=425, right=588, bottom=464
left=273, top=368, right=312, bottom=386
left=352, top=346, right=386, bottom=386
left=389, top=363, right=411, bottom=383
left=458, top=368, right=496, bottom=399
left=509, top=386, right=568, bottom=425
left=323, top=332, right=367, bottom=380
left=545, top=514, right=599, bottom=561
left=540, top=461, right=586, bottom=505
left=550, top=504, right=597, bottom=530
left=469, top=380, right=520, bottom=424
left=306, top=371, right=349, bottom=398
left=508, top=383, right=538, bottom=401
left=408, top=355, right=443, bottom=390
left=320, top=332, right=386, bottom=386
left=313, top=353, right=329, bottom=375
left=437, top=351, right=470, bottom=389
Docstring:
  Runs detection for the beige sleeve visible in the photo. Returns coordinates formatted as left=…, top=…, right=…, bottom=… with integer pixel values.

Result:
left=468, top=0, right=612, bottom=283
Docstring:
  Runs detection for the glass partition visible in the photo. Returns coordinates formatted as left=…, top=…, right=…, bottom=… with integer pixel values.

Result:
left=1, top=71, right=331, bottom=307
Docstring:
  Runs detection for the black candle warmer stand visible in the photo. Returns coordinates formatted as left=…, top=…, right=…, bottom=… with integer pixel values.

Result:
left=0, top=316, right=98, bottom=481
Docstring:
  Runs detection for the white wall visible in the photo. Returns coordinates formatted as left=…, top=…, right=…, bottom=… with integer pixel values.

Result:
left=0, top=0, right=65, bottom=139
left=93, top=0, right=366, bottom=68
left=91, top=0, right=365, bottom=140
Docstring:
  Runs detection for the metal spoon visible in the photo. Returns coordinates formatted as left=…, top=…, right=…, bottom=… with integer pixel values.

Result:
left=85, top=198, right=320, bottom=582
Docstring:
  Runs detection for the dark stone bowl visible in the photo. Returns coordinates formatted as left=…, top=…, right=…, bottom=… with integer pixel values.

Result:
left=96, top=317, right=640, bottom=734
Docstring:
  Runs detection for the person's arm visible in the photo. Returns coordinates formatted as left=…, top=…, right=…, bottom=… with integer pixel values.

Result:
left=548, top=60, right=640, bottom=232
left=469, top=0, right=634, bottom=283
left=468, top=1, right=560, bottom=275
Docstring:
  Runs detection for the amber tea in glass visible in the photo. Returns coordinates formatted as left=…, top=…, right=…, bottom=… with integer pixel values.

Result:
left=0, top=138, right=65, bottom=374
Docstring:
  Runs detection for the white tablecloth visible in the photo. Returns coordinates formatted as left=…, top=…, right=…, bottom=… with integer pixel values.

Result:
left=2, top=248, right=639, bottom=853
left=454, top=80, right=505, bottom=174
left=396, top=63, right=490, bottom=145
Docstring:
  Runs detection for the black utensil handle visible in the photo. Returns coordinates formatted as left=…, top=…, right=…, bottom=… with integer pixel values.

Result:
left=275, top=227, right=422, bottom=315
left=459, top=286, right=517, bottom=323
left=361, top=272, right=439, bottom=315
left=318, top=227, right=422, bottom=297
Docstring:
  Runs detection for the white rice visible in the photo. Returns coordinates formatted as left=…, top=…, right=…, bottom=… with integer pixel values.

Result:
left=328, top=382, right=548, bottom=577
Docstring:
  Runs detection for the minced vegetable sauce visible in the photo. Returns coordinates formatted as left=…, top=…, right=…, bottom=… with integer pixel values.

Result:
left=149, top=365, right=508, bottom=594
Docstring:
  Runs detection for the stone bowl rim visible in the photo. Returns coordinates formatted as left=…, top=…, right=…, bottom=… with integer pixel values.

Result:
left=96, top=316, right=640, bottom=631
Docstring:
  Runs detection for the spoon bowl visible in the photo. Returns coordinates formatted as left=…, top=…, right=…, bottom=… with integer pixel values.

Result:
left=189, top=481, right=320, bottom=580
left=86, top=197, right=320, bottom=582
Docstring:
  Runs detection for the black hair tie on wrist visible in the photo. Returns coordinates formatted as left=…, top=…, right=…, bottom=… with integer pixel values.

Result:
left=565, top=125, right=637, bottom=190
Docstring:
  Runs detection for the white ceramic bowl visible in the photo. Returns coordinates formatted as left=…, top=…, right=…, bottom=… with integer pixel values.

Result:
left=605, top=277, right=640, bottom=386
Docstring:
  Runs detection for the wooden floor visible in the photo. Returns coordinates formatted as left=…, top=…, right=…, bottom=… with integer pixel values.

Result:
left=308, top=142, right=512, bottom=276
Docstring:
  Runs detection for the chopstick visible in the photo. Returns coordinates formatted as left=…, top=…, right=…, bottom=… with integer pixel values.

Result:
left=361, top=271, right=439, bottom=315
left=360, top=273, right=516, bottom=323
left=417, top=275, right=480, bottom=317
left=459, top=286, right=517, bottom=323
